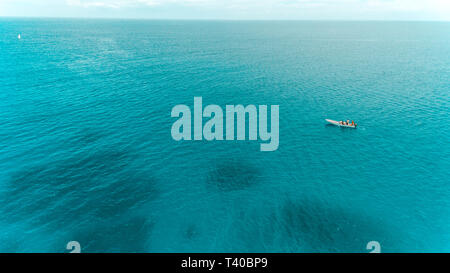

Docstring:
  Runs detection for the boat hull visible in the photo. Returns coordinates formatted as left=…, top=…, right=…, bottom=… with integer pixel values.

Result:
left=325, top=119, right=356, bottom=128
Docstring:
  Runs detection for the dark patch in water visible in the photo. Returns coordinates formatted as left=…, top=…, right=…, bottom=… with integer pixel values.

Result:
left=184, top=224, right=198, bottom=240
left=68, top=216, right=153, bottom=253
left=2, top=147, right=158, bottom=229
left=206, top=160, right=260, bottom=191
left=75, top=128, right=106, bottom=145
left=277, top=198, right=397, bottom=252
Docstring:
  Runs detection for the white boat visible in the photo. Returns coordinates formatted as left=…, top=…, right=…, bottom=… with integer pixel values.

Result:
left=326, top=119, right=357, bottom=128
left=18, top=34, right=21, bottom=39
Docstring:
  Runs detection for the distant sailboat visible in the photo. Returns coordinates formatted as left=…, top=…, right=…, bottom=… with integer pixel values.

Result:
left=18, top=34, right=21, bottom=39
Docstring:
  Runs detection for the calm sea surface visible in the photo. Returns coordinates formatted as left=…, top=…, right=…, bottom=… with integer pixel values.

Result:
left=0, top=19, right=449, bottom=252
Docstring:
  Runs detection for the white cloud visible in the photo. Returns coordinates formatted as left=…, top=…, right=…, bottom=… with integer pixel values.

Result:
left=64, top=0, right=450, bottom=12
left=66, top=0, right=147, bottom=8
left=66, top=0, right=212, bottom=8
left=2, top=0, right=449, bottom=20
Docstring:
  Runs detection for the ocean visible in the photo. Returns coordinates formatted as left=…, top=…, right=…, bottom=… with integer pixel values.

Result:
left=0, top=19, right=449, bottom=252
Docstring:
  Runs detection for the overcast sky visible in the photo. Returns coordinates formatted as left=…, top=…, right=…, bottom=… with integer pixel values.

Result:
left=1, top=0, right=449, bottom=20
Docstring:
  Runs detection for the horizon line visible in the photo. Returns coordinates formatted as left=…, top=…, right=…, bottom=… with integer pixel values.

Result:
left=1, top=16, right=450, bottom=22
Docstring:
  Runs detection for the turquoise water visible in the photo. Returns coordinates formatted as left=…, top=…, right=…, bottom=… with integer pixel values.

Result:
left=0, top=19, right=449, bottom=252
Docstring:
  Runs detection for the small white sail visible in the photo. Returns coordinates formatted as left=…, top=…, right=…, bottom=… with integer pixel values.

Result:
left=18, top=34, right=21, bottom=39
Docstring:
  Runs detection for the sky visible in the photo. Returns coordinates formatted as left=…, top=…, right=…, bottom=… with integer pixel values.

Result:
left=0, top=0, right=449, bottom=20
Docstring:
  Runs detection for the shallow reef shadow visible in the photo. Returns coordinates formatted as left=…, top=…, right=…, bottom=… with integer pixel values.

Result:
left=184, top=223, right=199, bottom=240
left=234, top=196, right=404, bottom=253
left=67, top=215, right=154, bottom=253
left=206, top=159, right=261, bottom=191
left=274, top=197, right=401, bottom=252
left=1, top=146, right=159, bottom=240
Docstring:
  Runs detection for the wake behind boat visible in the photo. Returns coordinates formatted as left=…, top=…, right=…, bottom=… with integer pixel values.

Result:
left=326, top=119, right=357, bottom=128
